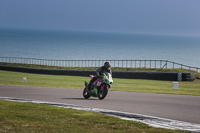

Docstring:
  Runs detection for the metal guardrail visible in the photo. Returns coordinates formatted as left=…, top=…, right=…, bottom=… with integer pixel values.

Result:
left=0, top=57, right=199, bottom=72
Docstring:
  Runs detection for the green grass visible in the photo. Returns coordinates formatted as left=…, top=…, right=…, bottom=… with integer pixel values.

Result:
left=0, top=64, right=197, bottom=132
left=0, top=100, right=189, bottom=133
left=0, top=70, right=200, bottom=96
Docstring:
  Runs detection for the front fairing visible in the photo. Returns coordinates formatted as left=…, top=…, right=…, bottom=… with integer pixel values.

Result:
left=102, top=73, right=113, bottom=85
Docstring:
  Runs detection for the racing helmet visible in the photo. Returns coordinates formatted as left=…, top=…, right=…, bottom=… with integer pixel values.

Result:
left=104, top=62, right=111, bottom=70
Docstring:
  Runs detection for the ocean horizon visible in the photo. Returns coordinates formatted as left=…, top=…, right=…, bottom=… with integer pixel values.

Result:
left=0, top=28, right=200, bottom=67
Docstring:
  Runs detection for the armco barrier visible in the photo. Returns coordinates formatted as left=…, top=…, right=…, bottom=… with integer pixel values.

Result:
left=0, top=66, right=193, bottom=81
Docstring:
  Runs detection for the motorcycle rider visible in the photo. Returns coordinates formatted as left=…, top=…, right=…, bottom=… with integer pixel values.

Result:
left=87, top=62, right=112, bottom=91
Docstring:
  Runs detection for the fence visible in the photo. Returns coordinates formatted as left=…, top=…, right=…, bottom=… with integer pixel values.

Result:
left=0, top=57, right=199, bottom=72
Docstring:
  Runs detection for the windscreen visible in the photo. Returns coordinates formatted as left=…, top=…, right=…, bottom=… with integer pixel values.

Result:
left=105, top=73, right=112, bottom=80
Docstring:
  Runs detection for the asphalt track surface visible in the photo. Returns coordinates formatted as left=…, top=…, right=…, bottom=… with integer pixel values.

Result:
left=0, top=84, right=200, bottom=124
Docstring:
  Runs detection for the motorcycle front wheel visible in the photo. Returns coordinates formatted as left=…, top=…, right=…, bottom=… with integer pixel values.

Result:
left=83, top=88, right=90, bottom=99
left=98, top=86, right=108, bottom=100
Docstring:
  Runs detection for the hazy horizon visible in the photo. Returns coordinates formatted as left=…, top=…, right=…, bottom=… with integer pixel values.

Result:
left=1, top=0, right=200, bottom=36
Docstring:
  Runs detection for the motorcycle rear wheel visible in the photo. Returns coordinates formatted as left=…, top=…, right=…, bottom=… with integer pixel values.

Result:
left=83, top=88, right=90, bottom=99
left=98, top=86, right=108, bottom=100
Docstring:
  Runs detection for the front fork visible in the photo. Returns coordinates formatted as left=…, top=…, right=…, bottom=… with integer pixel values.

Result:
left=100, top=84, right=110, bottom=91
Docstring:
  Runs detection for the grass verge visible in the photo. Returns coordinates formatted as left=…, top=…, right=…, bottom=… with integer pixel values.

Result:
left=1, top=62, right=200, bottom=78
left=0, top=70, right=200, bottom=96
left=0, top=100, right=189, bottom=133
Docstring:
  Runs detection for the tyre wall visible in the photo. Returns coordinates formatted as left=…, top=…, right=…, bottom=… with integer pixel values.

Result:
left=0, top=66, right=193, bottom=81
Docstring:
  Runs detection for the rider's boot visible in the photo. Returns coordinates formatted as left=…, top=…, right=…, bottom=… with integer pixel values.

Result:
left=87, top=79, right=95, bottom=92
left=87, top=77, right=97, bottom=92
left=87, top=82, right=92, bottom=91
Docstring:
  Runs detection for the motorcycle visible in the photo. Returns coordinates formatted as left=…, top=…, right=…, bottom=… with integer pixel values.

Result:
left=83, top=72, right=113, bottom=100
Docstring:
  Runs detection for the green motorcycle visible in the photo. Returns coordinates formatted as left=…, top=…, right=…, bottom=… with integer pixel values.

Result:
left=83, top=72, right=113, bottom=100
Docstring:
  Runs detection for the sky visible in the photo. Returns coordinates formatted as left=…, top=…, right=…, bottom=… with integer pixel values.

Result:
left=0, top=0, right=200, bottom=36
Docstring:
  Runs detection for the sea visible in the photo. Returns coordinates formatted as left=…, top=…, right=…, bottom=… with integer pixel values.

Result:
left=0, top=28, right=200, bottom=67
